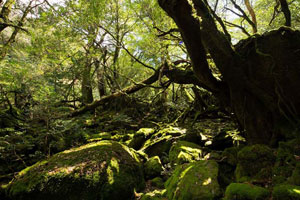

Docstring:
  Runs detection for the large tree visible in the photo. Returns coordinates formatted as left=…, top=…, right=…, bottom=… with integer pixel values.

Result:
left=158, top=0, right=300, bottom=145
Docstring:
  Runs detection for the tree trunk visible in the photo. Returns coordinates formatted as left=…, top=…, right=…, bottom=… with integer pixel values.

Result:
left=81, top=62, right=93, bottom=104
left=158, top=0, right=300, bottom=145
left=96, top=60, right=106, bottom=97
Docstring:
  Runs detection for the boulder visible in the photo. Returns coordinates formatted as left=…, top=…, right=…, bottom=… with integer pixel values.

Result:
left=272, top=184, right=300, bottom=200
left=209, top=131, right=234, bottom=150
left=183, top=131, right=202, bottom=145
left=224, top=183, right=270, bottom=200
left=235, top=144, right=275, bottom=182
left=141, top=127, right=185, bottom=159
left=86, top=132, right=112, bottom=142
left=288, top=163, right=300, bottom=186
left=273, top=139, right=300, bottom=184
left=129, top=128, right=155, bottom=150
left=218, top=147, right=241, bottom=187
left=144, top=156, right=164, bottom=179
left=165, top=160, right=221, bottom=200
left=168, top=141, right=204, bottom=166
left=5, top=140, right=145, bottom=200
left=140, top=189, right=166, bottom=200
left=149, top=177, right=165, bottom=189
left=221, top=146, right=240, bottom=167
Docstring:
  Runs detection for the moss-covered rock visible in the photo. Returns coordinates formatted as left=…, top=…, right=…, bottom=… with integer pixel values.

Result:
left=218, top=147, right=241, bottom=188
left=5, top=140, right=145, bottom=200
left=224, top=183, right=270, bottom=200
left=272, top=184, right=300, bottom=200
left=210, top=131, right=234, bottom=150
left=86, top=132, right=112, bottom=142
left=150, top=177, right=165, bottom=189
left=273, top=139, right=300, bottom=184
left=168, top=141, right=204, bottom=166
left=144, top=156, right=164, bottom=179
left=141, top=127, right=185, bottom=159
left=288, top=163, right=300, bottom=186
left=129, top=128, right=155, bottom=150
left=165, top=160, right=221, bottom=200
left=140, top=189, right=166, bottom=200
left=235, top=144, right=275, bottom=182
left=222, top=147, right=240, bottom=167
left=183, top=130, right=202, bottom=145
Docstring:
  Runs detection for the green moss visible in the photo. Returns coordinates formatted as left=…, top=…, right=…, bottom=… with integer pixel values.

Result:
left=222, top=147, right=240, bottom=166
left=272, top=184, right=300, bottom=200
left=141, top=134, right=174, bottom=159
left=87, top=132, right=112, bottom=142
left=288, top=164, right=300, bottom=186
left=158, top=127, right=186, bottom=137
left=140, top=189, right=166, bottom=200
left=122, top=133, right=135, bottom=145
left=128, top=128, right=155, bottom=150
left=150, top=177, right=165, bottom=189
left=165, top=160, right=221, bottom=200
left=224, top=183, right=270, bottom=200
left=144, top=156, right=164, bottom=179
left=235, top=144, right=275, bottom=182
left=141, top=126, right=186, bottom=158
left=6, top=141, right=145, bottom=200
left=169, top=141, right=203, bottom=166
left=273, top=139, right=300, bottom=184
left=137, top=128, right=156, bottom=137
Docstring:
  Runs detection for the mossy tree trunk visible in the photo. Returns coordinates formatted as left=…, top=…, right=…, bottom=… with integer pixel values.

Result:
left=158, top=0, right=300, bottom=145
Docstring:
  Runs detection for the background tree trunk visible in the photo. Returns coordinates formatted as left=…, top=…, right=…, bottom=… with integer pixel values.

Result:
left=81, top=62, right=94, bottom=104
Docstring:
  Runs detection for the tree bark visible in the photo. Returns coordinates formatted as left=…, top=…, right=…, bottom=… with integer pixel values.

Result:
left=0, top=0, right=16, bottom=32
left=158, top=0, right=300, bottom=145
left=81, top=61, right=94, bottom=104
left=95, top=60, right=106, bottom=97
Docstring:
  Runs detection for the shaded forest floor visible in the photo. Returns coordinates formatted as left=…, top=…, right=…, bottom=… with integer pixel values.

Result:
left=0, top=96, right=300, bottom=199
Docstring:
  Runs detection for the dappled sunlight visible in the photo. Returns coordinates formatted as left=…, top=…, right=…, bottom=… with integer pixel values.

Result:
left=179, top=165, right=193, bottom=180
left=202, top=177, right=212, bottom=186
left=47, top=161, right=92, bottom=176
left=106, top=157, right=120, bottom=185
left=61, top=141, right=112, bottom=154
left=292, top=188, right=300, bottom=194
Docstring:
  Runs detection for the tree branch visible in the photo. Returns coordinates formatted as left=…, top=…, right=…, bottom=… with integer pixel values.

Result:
left=228, top=0, right=257, bottom=33
left=158, top=0, right=223, bottom=92
left=99, top=25, right=156, bottom=72
left=244, top=0, right=257, bottom=33
left=225, top=21, right=251, bottom=36
left=279, top=0, right=291, bottom=26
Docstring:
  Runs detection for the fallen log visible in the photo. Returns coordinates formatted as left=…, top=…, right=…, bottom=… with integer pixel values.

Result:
left=69, top=70, right=160, bottom=117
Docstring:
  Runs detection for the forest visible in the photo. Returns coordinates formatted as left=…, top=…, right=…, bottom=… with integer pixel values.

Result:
left=0, top=0, right=300, bottom=199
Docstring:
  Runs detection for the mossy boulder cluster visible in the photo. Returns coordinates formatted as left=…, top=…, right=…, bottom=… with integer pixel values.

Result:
left=169, top=141, right=204, bottom=166
left=235, top=144, right=276, bottom=182
left=4, top=141, right=144, bottom=200
left=221, top=139, right=300, bottom=200
left=224, top=183, right=270, bottom=200
left=2, top=126, right=300, bottom=200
